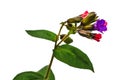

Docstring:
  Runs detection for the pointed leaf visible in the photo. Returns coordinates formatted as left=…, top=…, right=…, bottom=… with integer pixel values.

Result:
left=53, top=44, right=94, bottom=72
left=13, top=71, right=44, bottom=80
left=26, top=30, right=57, bottom=42
left=37, top=65, right=55, bottom=80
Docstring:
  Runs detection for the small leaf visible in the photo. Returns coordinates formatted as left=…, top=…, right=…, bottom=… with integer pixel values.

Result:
left=26, top=30, right=57, bottom=42
left=60, top=34, right=73, bottom=44
left=37, top=65, right=55, bottom=80
left=13, top=71, right=44, bottom=80
left=53, top=44, right=94, bottom=72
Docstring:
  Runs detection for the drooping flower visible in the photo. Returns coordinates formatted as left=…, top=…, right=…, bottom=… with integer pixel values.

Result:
left=80, top=11, right=89, bottom=18
left=93, top=33, right=102, bottom=42
left=94, top=19, right=107, bottom=33
left=78, top=30, right=91, bottom=38
left=78, top=30, right=102, bottom=42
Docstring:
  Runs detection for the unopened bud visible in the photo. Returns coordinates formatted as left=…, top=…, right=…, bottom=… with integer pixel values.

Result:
left=81, top=12, right=97, bottom=25
left=92, top=33, right=102, bottom=42
left=78, top=30, right=92, bottom=39
left=67, top=16, right=82, bottom=23
left=82, top=25, right=94, bottom=30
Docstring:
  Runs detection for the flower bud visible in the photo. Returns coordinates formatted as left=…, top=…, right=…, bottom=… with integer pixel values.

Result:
left=78, top=30, right=92, bottom=38
left=81, top=12, right=97, bottom=25
left=78, top=30, right=102, bottom=42
left=92, top=33, right=102, bottom=42
left=67, top=16, right=82, bottom=23
left=80, top=11, right=89, bottom=18
left=79, top=25, right=94, bottom=30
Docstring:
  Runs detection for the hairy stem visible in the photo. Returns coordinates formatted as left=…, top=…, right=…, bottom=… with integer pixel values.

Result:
left=45, top=22, right=66, bottom=80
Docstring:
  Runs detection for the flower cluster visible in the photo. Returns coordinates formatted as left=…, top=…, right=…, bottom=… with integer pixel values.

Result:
left=66, top=11, right=107, bottom=42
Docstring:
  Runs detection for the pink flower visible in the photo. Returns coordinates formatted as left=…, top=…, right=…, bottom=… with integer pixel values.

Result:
left=80, top=11, right=89, bottom=18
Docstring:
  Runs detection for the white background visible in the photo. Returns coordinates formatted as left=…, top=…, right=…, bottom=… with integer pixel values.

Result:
left=0, top=0, right=120, bottom=80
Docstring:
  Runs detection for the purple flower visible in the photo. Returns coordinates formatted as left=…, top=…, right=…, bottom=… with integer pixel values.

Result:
left=94, top=19, right=107, bottom=33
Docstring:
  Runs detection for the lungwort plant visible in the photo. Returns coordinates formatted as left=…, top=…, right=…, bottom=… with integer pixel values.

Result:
left=13, top=11, right=107, bottom=80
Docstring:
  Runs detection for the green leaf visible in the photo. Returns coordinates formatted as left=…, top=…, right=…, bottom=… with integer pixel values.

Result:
left=13, top=71, right=44, bottom=80
left=60, top=34, right=73, bottom=44
left=53, top=44, right=94, bottom=72
left=26, top=30, right=57, bottom=42
left=37, top=65, right=55, bottom=80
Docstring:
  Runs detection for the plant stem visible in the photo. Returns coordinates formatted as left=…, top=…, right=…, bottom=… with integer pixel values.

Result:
left=45, top=22, right=66, bottom=80
left=45, top=54, right=54, bottom=80
left=56, top=32, right=70, bottom=47
left=54, top=22, right=66, bottom=47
